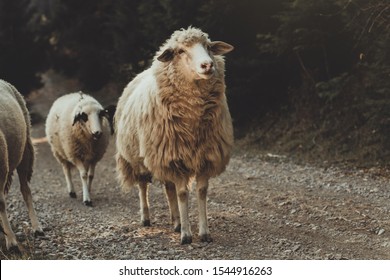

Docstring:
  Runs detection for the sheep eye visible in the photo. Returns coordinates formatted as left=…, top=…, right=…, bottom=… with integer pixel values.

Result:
left=72, top=112, right=88, bottom=126
left=178, top=49, right=185, bottom=55
left=80, top=112, right=88, bottom=122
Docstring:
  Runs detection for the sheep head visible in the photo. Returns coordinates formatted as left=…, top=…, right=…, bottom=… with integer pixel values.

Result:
left=72, top=103, right=106, bottom=140
left=157, top=27, right=234, bottom=81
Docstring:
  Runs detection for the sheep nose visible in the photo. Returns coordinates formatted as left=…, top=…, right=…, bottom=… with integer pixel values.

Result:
left=92, top=131, right=102, bottom=139
left=201, top=61, right=214, bottom=72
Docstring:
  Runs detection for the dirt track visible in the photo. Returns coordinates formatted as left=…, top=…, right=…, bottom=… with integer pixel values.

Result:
left=1, top=72, right=390, bottom=259
left=1, top=121, right=389, bottom=259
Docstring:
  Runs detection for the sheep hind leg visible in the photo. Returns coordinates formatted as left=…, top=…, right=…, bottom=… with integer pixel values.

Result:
left=0, top=136, right=20, bottom=253
left=196, top=176, right=212, bottom=243
left=175, top=179, right=192, bottom=244
left=164, top=181, right=181, bottom=232
left=0, top=176, right=20, bottom=254
left=62, top=162, right=76, bottom=198
left=138, top=181, right=150, bottom=226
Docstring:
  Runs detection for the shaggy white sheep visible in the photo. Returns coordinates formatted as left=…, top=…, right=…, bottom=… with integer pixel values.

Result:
left=45, top=92, right=111, bottom=206
left=115, top=27, right=234, bottom=244
left=0, top=79, right=44, bottom=253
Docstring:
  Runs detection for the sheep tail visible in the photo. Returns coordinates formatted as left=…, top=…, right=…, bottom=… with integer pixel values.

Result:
left=116, top=153, right=137, bottom=192
left=14, top=137, right=35, bottom=193
left=24, top=137, right=35, bottom=183
left=4, top=173, right=13, bottom=194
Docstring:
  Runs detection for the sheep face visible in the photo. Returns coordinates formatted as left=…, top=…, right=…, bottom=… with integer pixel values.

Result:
left=158, top=40, right=234, bottom=81
left=73, top=104, right=105, bottom=140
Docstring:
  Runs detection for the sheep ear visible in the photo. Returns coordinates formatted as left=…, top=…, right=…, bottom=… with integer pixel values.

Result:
left=209, top=41, right=234, bottom=55
left=104, top=105, right=116, bottom=119
left=157, top=48, right=174, bottom=62
left=103, top=105, right=116, bottom=135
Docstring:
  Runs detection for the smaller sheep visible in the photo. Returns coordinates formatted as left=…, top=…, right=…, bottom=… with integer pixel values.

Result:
left=45, top=92, right=112, bottom=206
left=0, top=79, right=44, bottom=253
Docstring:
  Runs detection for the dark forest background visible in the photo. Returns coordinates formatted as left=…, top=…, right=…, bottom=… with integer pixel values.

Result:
left=0, top=0, right=389, bottom=167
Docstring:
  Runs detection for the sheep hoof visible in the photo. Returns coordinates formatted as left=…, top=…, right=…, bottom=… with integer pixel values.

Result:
left=200, top=234, right=213, bottom=243
left=69, top=192, right=77, bottom=198
left=174, top=224, right=181, bottom=233
left=34, top=230, right=45, bottom=238
left=83, top=200, right=93, bottom=207
left=180, top=235, right=192, bottom=245
left=142, top=220, right=151, bottom=227
left=8, top=245, right=22, bottom=255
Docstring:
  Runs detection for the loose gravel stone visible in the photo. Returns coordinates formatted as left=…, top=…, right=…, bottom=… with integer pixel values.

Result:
left=1, top=122, right=390, bottom=260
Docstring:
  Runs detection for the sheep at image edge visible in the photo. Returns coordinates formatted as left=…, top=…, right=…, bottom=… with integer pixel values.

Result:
left=0, top=79, right=44, bottom=254
left=115, top=27, right=234, bottom=244
left=45, top=92, right=113, bottom=206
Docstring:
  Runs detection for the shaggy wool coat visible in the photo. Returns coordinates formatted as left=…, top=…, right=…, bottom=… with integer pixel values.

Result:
left=115, top=53, right=233, bottom=186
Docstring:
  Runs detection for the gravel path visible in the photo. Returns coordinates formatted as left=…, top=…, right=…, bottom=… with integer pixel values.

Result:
left=1, top=72, right=390, bottom=260
left=1, top=122, right=390, bottom=260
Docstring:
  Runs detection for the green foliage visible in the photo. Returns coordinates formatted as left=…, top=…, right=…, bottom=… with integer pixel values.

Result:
left=25, top=0, right=264, bottom=91
left=258, top=0, right=355, bottom=83
left=0, top=0, right=388, bottom=133
left=315, top=72, right=351, bottom=101
left=26, top=0, right=267, bottom=112
left=0, top=0, right=47, bottom=93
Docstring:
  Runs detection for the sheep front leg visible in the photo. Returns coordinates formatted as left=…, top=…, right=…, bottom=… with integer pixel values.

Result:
left=175, top=179, right=192, bottom=244
left=138, top=181, right=150, bottom=226
left=62, top=162, right=76, bottom=198
left=196, top=176, right=212, bottom=242
left=164, top=181, right=181, bottom=232
left=76, top=163, right=92, bottom=206
left=87, top=164, right=96, bottom=193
